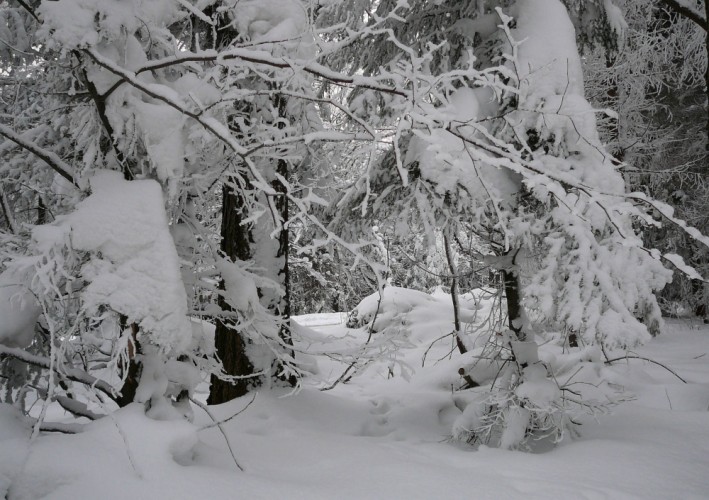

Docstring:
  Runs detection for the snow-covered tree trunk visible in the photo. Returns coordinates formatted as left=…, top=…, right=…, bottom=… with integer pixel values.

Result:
left=209, top=181, right=259, bottom=403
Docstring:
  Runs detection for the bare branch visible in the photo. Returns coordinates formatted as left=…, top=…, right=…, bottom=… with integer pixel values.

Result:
left=190, top=397, right=245, bottom=472
left=605, top=354, right=688, bottom=383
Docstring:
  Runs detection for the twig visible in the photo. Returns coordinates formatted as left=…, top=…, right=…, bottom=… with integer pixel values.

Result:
left=664, top=388, right=673, bottom=410
left=604, top=355, right=687, bottom=383
left=37, top=422, right=85, bottom=434
left=321, top=263, right=389, bottom=391
left=197, top=392, right=257, bottom=431
left=421, top=332, right=455, bottom=367
left=190, top=397, right=245, bottom=472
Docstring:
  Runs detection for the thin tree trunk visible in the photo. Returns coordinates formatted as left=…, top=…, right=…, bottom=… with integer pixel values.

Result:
left=443, top=229, right=467, bottom=354
left=502, top=250, right=527, bottom=342
left=116, top=322, right=141, bottom=407
left=37, top=195, right=47, bottom=225
left=0, top=185, right=17, bottom=233
left=273, top=94, right=297, bottom=386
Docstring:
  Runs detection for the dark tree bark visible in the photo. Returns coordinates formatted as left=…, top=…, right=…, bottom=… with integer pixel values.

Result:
left=502, top=250, right=528, bottom=343
left=208, top=181, right=258, bottom=404
left=443, top=230, right=467, bottom=355
left=273, top=94, right=297, bottom=387
left=116, top=322, right=141, bottom=407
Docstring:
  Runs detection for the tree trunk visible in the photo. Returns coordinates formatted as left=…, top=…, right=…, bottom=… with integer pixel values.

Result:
left=116, top=322, right=140, bottom=407
left=502, top=250, right=528, bottom=342
left=208, top=182, right=258, bottom=403
left=274, top=154, right=297, bottom=386
left=443, top=229, right=467, bottom=354
left=273, top=94, right=297, bottom=386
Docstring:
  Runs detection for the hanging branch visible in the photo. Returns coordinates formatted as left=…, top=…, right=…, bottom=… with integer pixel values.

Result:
left=604, top=354, right=687, bottom=383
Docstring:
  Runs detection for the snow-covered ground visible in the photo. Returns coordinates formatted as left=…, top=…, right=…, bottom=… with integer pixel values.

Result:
left=2, top=293, right=709, bottom=499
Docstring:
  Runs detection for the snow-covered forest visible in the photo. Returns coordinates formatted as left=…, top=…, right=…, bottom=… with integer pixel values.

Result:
left=1, top=0, right=708, bottom=498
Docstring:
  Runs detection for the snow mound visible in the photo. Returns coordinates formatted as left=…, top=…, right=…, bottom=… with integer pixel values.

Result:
left=0, top=268, right=41, bottom=349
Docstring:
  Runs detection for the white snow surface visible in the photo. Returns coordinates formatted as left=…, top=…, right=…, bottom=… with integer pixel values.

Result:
left=2, top=292, right=709, bottom=498
left=0, top=268, right=41, bottom=348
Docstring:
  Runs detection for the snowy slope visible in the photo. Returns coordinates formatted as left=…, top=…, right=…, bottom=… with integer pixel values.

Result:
left=1, top=308, right=709, bottom=499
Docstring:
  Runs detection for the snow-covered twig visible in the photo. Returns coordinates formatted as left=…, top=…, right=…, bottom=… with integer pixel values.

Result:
left=604, top=355, right=687, bottom=384
left=190, top=397, right=246, bottom=472
left=197, top=392, right=257, bottom=431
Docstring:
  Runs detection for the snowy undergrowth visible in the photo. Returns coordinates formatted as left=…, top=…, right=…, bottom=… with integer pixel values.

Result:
left=2, top=292, right=709, bottom=499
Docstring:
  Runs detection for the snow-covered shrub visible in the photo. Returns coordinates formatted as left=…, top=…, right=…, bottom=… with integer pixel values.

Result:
left=0, top=171, right=217, bottom=421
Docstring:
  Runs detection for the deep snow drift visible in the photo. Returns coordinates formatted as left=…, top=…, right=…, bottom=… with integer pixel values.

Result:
left=1, top=290, right=709, bottom=499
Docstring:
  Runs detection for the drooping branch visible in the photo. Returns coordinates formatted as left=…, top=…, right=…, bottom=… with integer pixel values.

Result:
left=0, top=345, right=118, bottom=402
left=12, top=0, right=40, bottom=23
left=657, top=0, right=707, bottom=30
left=444, top=125, right=709, bottom=278
left=605, top=354, right=687, bottom=383
left=0, top=123, right=77, bottom=187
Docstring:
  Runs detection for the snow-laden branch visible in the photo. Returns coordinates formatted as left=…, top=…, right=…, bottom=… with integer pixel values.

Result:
left=0, top=345, right=118, bottom=402
left=84, top=49, right=277, bottom=197
left=0, top=123, right=77, bottom=187
left=443, top=124, right=709, bottom=280
left=110, top=49, right=409, bottom=98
